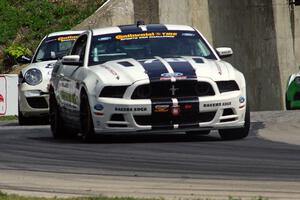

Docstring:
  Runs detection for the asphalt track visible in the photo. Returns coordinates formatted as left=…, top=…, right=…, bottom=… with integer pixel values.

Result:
left=0, top=111, right=300, bottom=199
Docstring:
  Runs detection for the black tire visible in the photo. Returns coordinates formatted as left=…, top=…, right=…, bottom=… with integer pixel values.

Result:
left=219, top=103, right=250, bottom=140
left=18, top=109, right=33, bottom=125
left=186, top=130, right=211, bottom=136
left=80, top=91, right=95, bottom=142
left=286, top=94, right=291, bottom=110
left=49, top=89, right=68, bottom=139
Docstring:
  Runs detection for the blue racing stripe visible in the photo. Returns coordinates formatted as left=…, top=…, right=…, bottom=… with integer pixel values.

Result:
left=167, top=59, right=197, bottom=78
left=139, top=59, right=169, bottom=81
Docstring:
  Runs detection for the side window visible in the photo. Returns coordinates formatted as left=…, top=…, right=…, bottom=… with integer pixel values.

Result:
left=71, top=35, right=87, bottom=62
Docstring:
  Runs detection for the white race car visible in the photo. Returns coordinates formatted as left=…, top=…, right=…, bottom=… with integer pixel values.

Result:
left=49, top=23, right=249, bottom=141
left=18, top=30, right=84, bottom=125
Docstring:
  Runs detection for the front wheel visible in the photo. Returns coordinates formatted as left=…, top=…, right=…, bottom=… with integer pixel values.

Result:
left=80, top=92, right=95, bottom=142
left=218, top=104, right=250, bottom=140
left=49, top=90, right=68, bottom=139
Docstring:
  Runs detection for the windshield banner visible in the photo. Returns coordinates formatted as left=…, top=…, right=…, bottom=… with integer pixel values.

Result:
left=115, top=32, right=178, bottom=40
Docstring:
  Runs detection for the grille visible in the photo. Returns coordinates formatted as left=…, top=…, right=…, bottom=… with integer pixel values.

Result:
left=132, top=80, right=215, bottom=99
left=110, top=114, right=125, bottom=121
left=134, top=112, right=216, bottom=127
left=294, top=92, right=300, bottom=100
left=26, top=97, right=48, bottom=109
left=222, top=108, right=234, bottom=116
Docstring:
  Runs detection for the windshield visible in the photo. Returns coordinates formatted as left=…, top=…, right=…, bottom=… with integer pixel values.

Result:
left=33, top=35, right=79, bottom=63
left=89, top=31, right=216, bottom=66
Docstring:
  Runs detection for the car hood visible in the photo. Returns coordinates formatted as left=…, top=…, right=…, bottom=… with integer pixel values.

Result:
left=21, top=60, right=57, bottom=80
left=90, top=56, right=239, bottom=85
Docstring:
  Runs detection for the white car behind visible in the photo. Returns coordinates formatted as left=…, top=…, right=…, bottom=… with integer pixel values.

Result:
left=18, top=30, right=84, bottom=125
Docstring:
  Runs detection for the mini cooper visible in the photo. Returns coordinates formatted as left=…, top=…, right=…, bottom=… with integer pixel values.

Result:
left=49, top=23, right=250, bottom=141
left=18, top=30, right=84, bottom=125
left=286, top=69, right=300, bottom=110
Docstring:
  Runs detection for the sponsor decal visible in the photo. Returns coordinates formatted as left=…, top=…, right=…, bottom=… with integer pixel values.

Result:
left=59, top=91, right=78, bottom=105
left=215, top=62, right=222, bottom=75
left=160, top=72, right=187, bottom=80
left=94, top=104, right=104, bottom=111
left=203, top=102, right=231, bottom=108
left=239, top=96, right=245, bottom=103
left=0, top=76, right=7, bottom=115
left=0, top=94, right=4, bottom=103
left=115, top=107, right=147, bottom=112
left=57, top=35, right=79, bottom=42
left=104, top=66, right=120, bottom=80
left=154, top=105, right=169, bottom=113
left=171, top=105, right=180, bottom=116
left=115, top=32, right=178, bottom=41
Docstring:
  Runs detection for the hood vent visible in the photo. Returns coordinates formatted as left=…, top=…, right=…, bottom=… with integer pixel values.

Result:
left=118, top=61, right=134, bottom=67
left=193, top=58, right=204, bottom=64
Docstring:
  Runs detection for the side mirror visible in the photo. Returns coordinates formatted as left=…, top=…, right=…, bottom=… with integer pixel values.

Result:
left=16, top=55, right=32, bottom=64
left=216, top=47, right=233, bottom=59
left=62, top=55, right=82, bottom=66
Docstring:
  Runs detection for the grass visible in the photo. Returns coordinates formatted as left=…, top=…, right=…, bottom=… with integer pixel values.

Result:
left=0, top=0, right=106, bottom=73
left=0, top=115, right=17, bottom=121
left=0, top=192, right=269, bottom=200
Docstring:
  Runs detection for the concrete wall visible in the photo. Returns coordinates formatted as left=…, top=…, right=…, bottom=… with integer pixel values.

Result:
left=272, top=0, right=297, bottom=108
left=292, top=5, right=300, bottom=70
left=207, top=0, right=289, bottom=110
left=73, top=0, right=134, bottom=30
left=158, top=0, right=213, bottom=43
left=75, top=0, right=299, bottom=111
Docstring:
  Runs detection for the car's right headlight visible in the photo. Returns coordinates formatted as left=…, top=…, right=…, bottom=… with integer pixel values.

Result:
left=294, top=77, right=300, bottom=85
left=24, top=68, right=43, bottom=86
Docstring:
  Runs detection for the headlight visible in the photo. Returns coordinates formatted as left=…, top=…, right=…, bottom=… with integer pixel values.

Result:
left=216, top=80, right=240, bottom=93
left=24, top=68, right=43, bottom=86
left=99, top=86, right=128, bottom=98
left=295, top=77, right=300, bottom=85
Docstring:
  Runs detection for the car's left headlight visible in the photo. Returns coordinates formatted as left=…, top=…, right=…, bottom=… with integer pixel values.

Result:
left=295, top=77, right=300, bottom=85
left=24, top=68, right=43, bottom=86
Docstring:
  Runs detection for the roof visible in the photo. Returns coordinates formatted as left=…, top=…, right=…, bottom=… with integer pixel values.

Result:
left=92, top=24, right=195, bottom=36
left=48, top=30, right=85, bottom=37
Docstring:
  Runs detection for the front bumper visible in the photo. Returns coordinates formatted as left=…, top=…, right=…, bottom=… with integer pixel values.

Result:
left=18, top=83, right=49, bottom=117
left=91, top=91, right=246, bottom=133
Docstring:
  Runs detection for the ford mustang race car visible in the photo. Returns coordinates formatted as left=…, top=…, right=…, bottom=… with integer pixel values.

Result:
left=49, top=23, right=250, bottom=141
left=286, top=70, right=300, bottom=110
left=18, top=30, right=83, bottom=125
